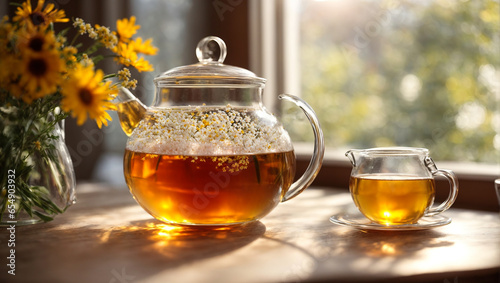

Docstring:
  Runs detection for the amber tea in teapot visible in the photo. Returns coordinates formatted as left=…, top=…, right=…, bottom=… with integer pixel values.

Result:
left=115, top=36, right=324, bottom=226
left=125, top=151, right=295, bottom=224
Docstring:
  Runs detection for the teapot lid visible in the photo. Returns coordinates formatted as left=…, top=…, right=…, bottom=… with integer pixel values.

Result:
left=154, top=36, right=266, bottom=87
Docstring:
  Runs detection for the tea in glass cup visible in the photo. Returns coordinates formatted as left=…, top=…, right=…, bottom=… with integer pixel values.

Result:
left=350, top=174, right=436, bottom=225
left=346, top=147, right=458, bottom=226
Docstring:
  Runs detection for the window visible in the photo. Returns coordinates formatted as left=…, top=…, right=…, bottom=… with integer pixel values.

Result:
left=253, top=0, right=499, bottom=165
left=249, top=0, right=499, bottom=210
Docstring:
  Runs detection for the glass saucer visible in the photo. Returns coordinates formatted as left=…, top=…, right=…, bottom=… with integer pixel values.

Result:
left=329, top=212, right=451, bottom=231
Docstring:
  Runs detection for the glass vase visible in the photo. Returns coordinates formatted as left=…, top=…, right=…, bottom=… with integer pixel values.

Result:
left=1, top=115, right=76, bottom=226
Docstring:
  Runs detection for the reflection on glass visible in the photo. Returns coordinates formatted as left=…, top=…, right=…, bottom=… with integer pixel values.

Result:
left=132, top=0, right=194, bottom=76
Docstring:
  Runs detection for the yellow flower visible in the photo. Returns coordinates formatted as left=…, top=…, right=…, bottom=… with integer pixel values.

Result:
left=80, top=53, right=94, bottom=67
left=61, top=64, right=117, bottom=128
left=18, top=50, right=64, bottom=103
left=113, top=42, right=136, bottom=65
left=0, top=56, right=24, bottom=99
left=14, top=0, right=69, bottom=28
left=71, top=16, right=156, bottom=74
left=0, top=16, right=13, bottom=50
left=17, top=25, right=57, bottom=54
left=130, top=37, right=158, bottom=55
left=113, top=42, right=155, bottom=72
left=61, top=46, right=78, bottom=65
left=116, top=16, right=140, bottom=42
left=34, top=141, right=41, bottom=150
left=132, top=57, right=154, bottom=72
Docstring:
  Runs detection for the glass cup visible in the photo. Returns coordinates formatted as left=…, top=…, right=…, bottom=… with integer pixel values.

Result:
left=346, top=147, right=459, bottom=225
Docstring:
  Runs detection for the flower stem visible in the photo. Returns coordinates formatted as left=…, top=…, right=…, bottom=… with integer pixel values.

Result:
left=103, top=73, right=117, bottom=80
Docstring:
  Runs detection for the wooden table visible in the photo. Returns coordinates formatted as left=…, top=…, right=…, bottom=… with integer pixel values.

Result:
left=1, top=184, right=499, bottom=283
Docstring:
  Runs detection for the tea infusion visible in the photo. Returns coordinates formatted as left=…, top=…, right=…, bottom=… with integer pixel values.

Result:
left=121, top=104, right=295, bottom=225
left=350, top=174, right=436, bottom=225
left=124, top=151, right=295, bottom=224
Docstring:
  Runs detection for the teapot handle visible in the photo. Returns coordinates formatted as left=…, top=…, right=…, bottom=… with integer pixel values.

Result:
left=279, top=94, right=325, bottom=202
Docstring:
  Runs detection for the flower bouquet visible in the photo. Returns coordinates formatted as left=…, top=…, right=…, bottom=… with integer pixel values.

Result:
left=0, top=0, right=157, bottom=224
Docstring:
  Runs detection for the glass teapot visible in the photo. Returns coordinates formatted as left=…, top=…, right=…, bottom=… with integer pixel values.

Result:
left=115, top=36, right=325, bottom=226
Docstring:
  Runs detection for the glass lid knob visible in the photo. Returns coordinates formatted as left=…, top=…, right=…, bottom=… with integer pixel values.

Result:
left=196, top=36, right=227, bottom=64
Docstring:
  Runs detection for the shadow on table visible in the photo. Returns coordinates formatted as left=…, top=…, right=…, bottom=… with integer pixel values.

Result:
left=260, top=218, right=455, bottom=283
left=302, top=228, right=456, bottom=282
left=99, top=219, right=267, bottom=278
left=11, top=219, right=266, bottom=283
left=106, top=219, right=266, bottom=258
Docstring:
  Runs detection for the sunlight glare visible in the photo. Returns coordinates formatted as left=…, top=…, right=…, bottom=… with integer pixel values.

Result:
left=400, top=74, right=422, bottom=102
left=155, top=224, right=183, bottom=237
left=383, top=211, right=392, bottom=225
left=381, top=243, right=396, bottom=255
left=455, top=102, right=486, bottom=131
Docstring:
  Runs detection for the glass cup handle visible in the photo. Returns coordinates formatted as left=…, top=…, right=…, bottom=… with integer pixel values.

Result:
left=279, top=94, right=325, bottom=202
left=424, top=157, right=459, bottom=216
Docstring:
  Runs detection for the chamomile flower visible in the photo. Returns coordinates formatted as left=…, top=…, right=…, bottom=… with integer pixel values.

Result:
left=121, top=79, right=138, bottom=90
left=117, top=68, right=131, bottom=81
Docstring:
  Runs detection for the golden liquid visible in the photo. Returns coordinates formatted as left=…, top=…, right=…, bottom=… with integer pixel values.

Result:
left=124, top=150, right=296, bottom=225
left=117, top=100, right=146, bottom=136
left=350, top=174, right=435, bottom=225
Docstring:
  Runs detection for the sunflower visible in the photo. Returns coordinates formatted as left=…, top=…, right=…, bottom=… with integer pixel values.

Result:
left=0, top=55, right=21, bottom=94
left=14, top=0, right=69, bottom=27
left=18, top=50, right=64, bottom=103
left=61, top=64, right=117, bottom=128
left=17, top=25, right=57, bottom=54
left=0, top=16, right=13, bottom=52
left=116, top=16, right=140, bottom=42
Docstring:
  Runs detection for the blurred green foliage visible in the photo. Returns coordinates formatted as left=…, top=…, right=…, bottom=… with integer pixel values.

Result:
left=283, top=0, right=499, bottom=163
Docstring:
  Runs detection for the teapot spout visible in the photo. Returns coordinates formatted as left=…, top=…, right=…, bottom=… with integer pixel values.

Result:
left=114, top=88, right=147, bottom=136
